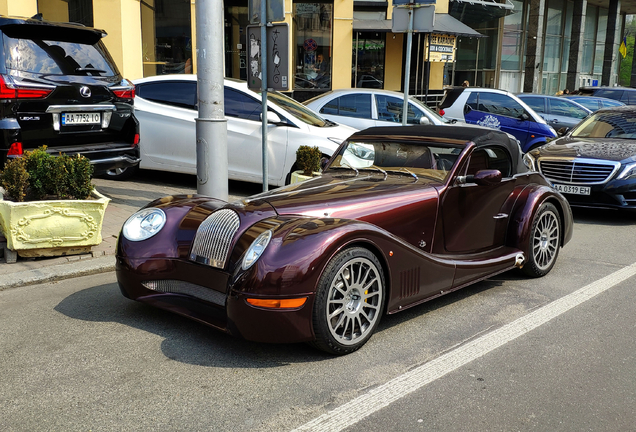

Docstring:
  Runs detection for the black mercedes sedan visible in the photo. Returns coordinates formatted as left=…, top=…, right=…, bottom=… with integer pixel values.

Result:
left=524, top=106, right=636, bottom=210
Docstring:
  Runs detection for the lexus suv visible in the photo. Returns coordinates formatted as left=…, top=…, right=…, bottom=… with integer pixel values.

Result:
left=0, top=16, right=140, bottom=180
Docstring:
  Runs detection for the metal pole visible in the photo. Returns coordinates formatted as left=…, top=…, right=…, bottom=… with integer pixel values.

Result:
left=354, top=32, right=359, bottom=87
left=260, top=1, right=269, bottom=191
left=425, top=33, right=430, bottom=107
left=475, top=38, right=479, bottom=86
left=195, top=0, right=228, bottom=200
left=402, top=6, right=414, bottom=126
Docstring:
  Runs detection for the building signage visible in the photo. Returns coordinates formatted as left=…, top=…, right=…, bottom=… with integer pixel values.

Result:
left=392, top=0, right=436, bottom=5
left=246, top=23, right=290, bottom=91
left=427, top=33, right=455, bottom=62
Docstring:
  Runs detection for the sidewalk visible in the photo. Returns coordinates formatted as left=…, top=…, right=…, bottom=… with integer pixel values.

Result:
left=0, top=174, right=252, bottom=290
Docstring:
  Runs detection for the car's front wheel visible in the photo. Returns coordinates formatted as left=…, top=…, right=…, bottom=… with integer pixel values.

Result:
left=522, top=202, right=561, bottom=278
left=101, top=165, right=138, bottom=181
left=311, top=247, right=385, bottom=355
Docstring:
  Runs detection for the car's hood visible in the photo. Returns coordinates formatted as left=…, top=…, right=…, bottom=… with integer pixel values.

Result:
left=241, top=172, right=440, bottom=241
left=535, top=135, right=636, bottom=163
left=305, top=121, right=358, bottom=141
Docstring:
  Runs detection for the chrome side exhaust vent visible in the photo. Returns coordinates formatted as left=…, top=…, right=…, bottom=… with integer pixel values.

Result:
left=515, top=253, right=525, bottom=267
left=190, top=209, right=240, bottom=269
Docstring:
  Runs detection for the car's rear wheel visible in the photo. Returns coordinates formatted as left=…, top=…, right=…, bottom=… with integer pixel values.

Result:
left=522, top=202, right=560, bottom=278
left=311, top=247, right=385, bottom=355
left=101, top=165, right=138, bottom=181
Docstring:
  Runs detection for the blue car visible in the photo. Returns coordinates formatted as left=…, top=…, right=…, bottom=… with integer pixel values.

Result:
left=439, top=87, right=557, bottom=152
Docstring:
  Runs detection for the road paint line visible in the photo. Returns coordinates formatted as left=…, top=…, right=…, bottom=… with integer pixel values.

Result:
left=292, top=263, right=636, bottom=432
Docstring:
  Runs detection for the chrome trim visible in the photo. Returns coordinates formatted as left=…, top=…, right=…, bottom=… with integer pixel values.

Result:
left=537, top=157, right=620, bottom=185
left=46, top=104, right=116, bottom=113
left=89, top=155, right=140, bottom=166
left=141, top=280, right=226, bottom=306
left=190, top=209, right=240, bottom=269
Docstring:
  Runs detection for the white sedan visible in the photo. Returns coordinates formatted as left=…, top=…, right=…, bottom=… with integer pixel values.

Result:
left=133, top=75, right=357, bottom=186
left=304, top=88, right=455, bottom=130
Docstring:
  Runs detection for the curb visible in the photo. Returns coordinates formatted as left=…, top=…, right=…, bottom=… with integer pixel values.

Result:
left=0, top=255, right=116, bottom=291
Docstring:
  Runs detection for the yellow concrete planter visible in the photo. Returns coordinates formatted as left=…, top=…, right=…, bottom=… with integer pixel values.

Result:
left=290, top=171, right=321, bottom=184
left=0, top=189, right=110, bottom=257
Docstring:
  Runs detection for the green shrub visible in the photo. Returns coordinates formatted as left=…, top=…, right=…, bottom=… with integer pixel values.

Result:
left=0, top=147, right=94, bottom=201
left=0, top=156, right=29, bottom=202
left=296, top=145, right=322, bottom=176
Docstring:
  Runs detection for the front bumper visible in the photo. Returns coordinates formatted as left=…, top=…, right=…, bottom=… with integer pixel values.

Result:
left=116, top=256, right=316, bottom=344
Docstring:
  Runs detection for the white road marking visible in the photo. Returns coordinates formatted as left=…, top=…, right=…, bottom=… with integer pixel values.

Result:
left=292, top=263, right=636, bottom=432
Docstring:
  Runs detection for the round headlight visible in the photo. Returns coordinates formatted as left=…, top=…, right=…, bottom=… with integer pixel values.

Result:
left=242, top=230, right=273, bottom=270
left=122, top=208, right=166, bottom=241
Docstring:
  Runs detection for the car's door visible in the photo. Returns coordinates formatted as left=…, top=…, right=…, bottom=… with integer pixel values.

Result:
left=225, top=87, right=289, bottom=183
left=464, top=92, right=530, bottom=145
left=374, top=95, right=429, bottom=126
left=547, top=98, right=589, bottom=130
left=317, top=94, right=375, bottom=129
left=134, top=80, right=197, bottom=173
left=441, top=145, right=516, bottom=253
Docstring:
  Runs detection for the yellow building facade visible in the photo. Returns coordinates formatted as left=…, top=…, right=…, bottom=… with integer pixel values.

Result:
left=6, top=0, right=451, bottom=100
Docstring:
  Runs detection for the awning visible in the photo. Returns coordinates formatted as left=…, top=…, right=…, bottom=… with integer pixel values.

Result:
left=449, top=0, right=515, bottom=25
left=353, top=13, right=484, bottom=37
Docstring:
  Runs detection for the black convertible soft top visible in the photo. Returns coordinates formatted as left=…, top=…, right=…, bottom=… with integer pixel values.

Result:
left=349, top=125, right=528, bottom=174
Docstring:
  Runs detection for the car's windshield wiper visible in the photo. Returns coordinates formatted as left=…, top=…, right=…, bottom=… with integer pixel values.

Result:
left=386, top=168, right=418, bottom=181
left=360, top=165, right=387, bottom=180
left=331, top=163, right=359, bottom=176
left=76, top=67, right=107, bottom=74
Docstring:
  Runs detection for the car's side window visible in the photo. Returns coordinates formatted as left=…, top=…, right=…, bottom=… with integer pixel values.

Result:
left=466, top=92, right=479, bottom=110
left=376, top=95, right=402, bottom=122
left=224, top=88, right=261, bottom=121
left=549, top=99, right=589, bottom=118
left=523, top=97, right=546, bottom=114
left=136, top=82, right=197, bottom=109
left=477, top=93, right=525, bottom=118
left=320, top=94, right=371, bottom=119
left=627, top=91, right=636, bottom=105
left=467, top=146, right=512, bottom=178
left=597, top=89, right=624, bottom=101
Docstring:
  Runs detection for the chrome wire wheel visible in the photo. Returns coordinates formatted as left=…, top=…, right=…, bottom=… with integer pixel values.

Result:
left=532, top=209, right=559, bottom=271
left=326, top=257, right=383, bottom=346
left=311, top=247, right=385, bottom=355
left=522, top=202, right=561, bottom=278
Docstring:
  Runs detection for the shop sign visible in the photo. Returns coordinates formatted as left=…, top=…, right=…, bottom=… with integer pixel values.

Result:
left=427, top=33, right=455, bottom=62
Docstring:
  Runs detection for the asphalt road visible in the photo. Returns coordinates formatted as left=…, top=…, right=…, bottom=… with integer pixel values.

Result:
left=1, top=170, right=635, bottom=431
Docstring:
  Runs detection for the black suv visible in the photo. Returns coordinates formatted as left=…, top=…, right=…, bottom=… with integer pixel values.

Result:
left=0, top=16, right=139, bottom=180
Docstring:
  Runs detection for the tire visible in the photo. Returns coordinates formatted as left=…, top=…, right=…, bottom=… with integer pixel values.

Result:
left=101, top=165, right=138, bottom=181
left=521, top=202, right=561, bottom=278
left=311, top=247, right=385, bottom=355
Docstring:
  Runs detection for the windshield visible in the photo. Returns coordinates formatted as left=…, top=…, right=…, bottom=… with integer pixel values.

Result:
left=409, top=97, right=449, bottom=123
left=266, top=91, right=327, bottom=127
left=3, top=35, right=117, bottom=76
left=328, top=140, right=464, bottom=182
left=570, top=111, right=636, bottom=139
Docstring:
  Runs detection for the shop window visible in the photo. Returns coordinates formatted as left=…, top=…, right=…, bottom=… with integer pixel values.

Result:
left=352, top=32, right=385, bottom=89
left=293, top=2, right=333, bottom=91
left=141, top=0, right=192, bottom=77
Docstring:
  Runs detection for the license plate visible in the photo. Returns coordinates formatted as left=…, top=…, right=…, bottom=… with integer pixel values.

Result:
left=553, top=184, right=591, bottom=195
left=62, top=112, right=101, bottom=125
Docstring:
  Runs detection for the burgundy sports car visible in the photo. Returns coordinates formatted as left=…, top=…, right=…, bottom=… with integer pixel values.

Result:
left=116, top=126, right=573, bottom=355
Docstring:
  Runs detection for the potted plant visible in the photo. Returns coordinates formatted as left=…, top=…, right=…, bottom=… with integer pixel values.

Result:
left=0, top=147, right=110, bottom=259
left=290, top=145, right=323, bottom=184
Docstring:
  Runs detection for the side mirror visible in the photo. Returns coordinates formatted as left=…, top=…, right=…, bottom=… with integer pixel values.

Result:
left=519, top=112, right=530, bottom=121
left=464, top=104, right=472, bottom=115
left=320, top=156, right=330, bottom=170
left=419, top=116, right=431, bottom=125
left=261, top=111, right=283, bottom=124
left=557, top=127, right=568, bottom=136
left=456, top=169, right=502, bottom=186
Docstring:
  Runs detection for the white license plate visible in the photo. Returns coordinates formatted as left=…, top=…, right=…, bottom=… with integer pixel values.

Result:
left=553, top=184, right=591, bottom=195
left=62, top=112, right=101, bottom=125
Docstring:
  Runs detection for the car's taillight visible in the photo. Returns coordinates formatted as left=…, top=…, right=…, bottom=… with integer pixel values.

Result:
left=439, top=109, right=445, bottom=116
left=112, top=79, right=135, bottom=99
left=0, top=75, right=53, bottom=100
left=133, top=133, right=140, bottom=146
left=8, top=142, right=23, bottom=156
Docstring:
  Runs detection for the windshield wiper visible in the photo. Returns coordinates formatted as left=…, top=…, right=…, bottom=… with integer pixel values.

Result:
left=76, top=67, right=107, bottom=74
left=386, top=168, right=418, bottom=181
left=331, top=163, right=359, bottom=176
left=360, top=165, right=387, bottom=180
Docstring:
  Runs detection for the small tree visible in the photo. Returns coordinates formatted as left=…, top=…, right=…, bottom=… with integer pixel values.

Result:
left=296, top=145, right=322, bottom=176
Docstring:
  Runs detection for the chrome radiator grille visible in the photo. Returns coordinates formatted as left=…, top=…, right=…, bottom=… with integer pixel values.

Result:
left=190, top=209, right=240, bottom=268
left=142, top=280, right=226, bottom=306
left=538, top=158, right=619, bottom=185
